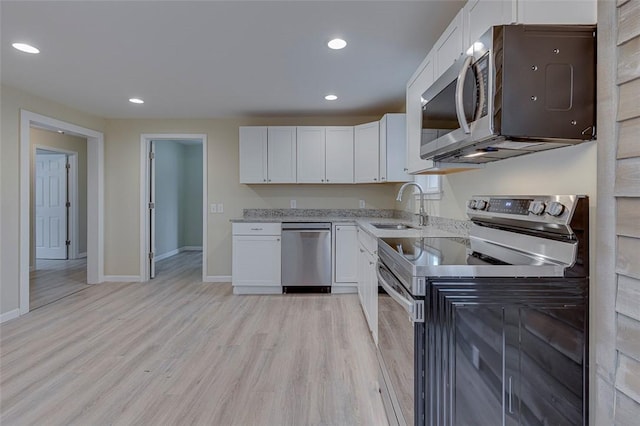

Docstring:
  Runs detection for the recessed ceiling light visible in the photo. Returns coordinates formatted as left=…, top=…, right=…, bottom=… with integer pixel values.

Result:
left=12, top=42, right=40, bottom=54
left=324, top=94, right=338, bottom=101
left=327, top=38, right=347, bottom=50
left=129, top=98, right=144, bottom=104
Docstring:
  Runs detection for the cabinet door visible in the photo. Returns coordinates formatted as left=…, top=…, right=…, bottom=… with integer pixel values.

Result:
left=325, top=127, right=354, bottom=183
left=382, top=113, right=411, bottom=182
left=357, top=240, right=367, bottom=311
left=464, top=0, right=515, bottom=50
left=366, top=250, right=378, bottom=344
left=296, top=127, right=326, bottom=183
left=267, top=126, right=297, bottom=183
left=354, top=121, right=380, bottom=183
left=334, top=225, right=358, bottom=283
left=434, top=9, right=464, bottom=79
left=406, top=55, right=436, bottom=174
left=239, top=126, right=268, bottom=183
left=232, top=235, right=281, bottom=286
left=379, top=115, right=388, bottom=182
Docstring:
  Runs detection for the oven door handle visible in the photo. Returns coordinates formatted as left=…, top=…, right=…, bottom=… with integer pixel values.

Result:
left=455, top=55, right=473, bottom=134
left=376, top=262, right=424, bottom=323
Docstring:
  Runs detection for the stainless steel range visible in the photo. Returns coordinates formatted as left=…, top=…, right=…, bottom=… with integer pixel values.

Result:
left=377, top=195, right=589, bottom=426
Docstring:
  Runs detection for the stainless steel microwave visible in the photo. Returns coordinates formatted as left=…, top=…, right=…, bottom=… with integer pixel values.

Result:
left=420, top=24, right=596, bottom=164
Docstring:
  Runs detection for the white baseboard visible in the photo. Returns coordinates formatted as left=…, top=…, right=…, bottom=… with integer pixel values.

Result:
left=156, top=246, right=203, bottom=262
left=203, top=275, right=232, bottom=283
left=103, top=275, right=142, bottom=283
left=77, top=252, right=87, bottom=259
left=0, top=309, right=20, bottom=323
left=155, top=248, right=180, bottom=262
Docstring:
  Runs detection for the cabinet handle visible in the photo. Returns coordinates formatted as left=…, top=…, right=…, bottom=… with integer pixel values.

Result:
left=326, top=179, right=330, bottom=182
left=268, top=179, right=272, bottom=182
left=321, top=179, right=325, bottom=182
left=369, top=261, right=374, bottom=265
left=360, top=248, right=364, bottom=253
left=263, top=179, right=267, bottom=182
left=250, top=228, right=263, bottom=231
left=381, top=177, right=386, bottom=180
left=373, top=178, right=377, bottom=181
left=276, top=238, right=280, bottom=241
left=404, top=168, right=408, bottom=172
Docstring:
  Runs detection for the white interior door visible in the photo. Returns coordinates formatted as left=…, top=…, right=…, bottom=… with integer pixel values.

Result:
left=35, top=153, right=68, bottom=259
left=149, top=141, right=156, bottom=279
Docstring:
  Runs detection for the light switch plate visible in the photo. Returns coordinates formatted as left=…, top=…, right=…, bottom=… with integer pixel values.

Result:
left=290, top=200, right=297, bottom=208
left=359, top=200, right=365, bottom=209
left=210, top=203, right=217, bottom=214
left=217, top=203, right=223, bottom=213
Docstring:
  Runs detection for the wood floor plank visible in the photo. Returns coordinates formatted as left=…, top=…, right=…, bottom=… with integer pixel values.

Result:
left=1, top=252, right=388, bottom=425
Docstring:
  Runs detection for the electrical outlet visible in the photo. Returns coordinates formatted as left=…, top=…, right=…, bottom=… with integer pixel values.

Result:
left=217, top=203, right=223, bottom=214
left=210, top=203, right=217, bottom=214
left=290, top=199, right=297, bottom=208
left=359, top=200, right=365, bottom=209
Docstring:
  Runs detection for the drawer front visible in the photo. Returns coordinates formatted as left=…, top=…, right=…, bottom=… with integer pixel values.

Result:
left=233, top=222, right=281, bottom=235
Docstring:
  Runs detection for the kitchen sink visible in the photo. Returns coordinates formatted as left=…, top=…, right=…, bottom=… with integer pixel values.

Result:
left=371, top=223, right=418, bottom=230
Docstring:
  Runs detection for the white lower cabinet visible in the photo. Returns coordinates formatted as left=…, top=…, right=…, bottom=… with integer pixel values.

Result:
left=232, top=223, right=282, bottom=294
left=333, top=224, right=358, bottom=293
left=357, top=228, right=378, bottom=344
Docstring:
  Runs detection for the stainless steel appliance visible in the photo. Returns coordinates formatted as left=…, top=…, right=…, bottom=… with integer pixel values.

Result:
left=281, top=222, right=332, bottom=292
left=420, top=25, right=596, bottom=164
left=377, top=195, right=589, bottom=425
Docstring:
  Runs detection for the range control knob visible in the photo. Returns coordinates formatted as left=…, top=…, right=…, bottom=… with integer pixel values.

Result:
left=528, top=201, right=546, bottom=215
left=475, top=200, right=488, bottom=210
left=547, top=201, right=565, bottom=217
left=467, top=199, right=477, bottom=210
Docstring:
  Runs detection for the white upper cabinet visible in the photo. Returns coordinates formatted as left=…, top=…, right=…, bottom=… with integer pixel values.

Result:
left=464, top=0, right=515, bottom=49
left=434, top=9, right=465, bottom=80
left=406, top=54, right=436, bottom=174
left=354, top=121, right=380, bottom=183
left=297, top=126, right=354, bottom=184
left=325, top=127, right=354, bottom=183
left=380, top=114, right=411, bottom=183
left=267, top=127, right=297, bottom=183
left=297, top=127, right=326, bottom=183
left=239, top=126, right=268, bottom=183
left=239, top=126, right=296, bottom=184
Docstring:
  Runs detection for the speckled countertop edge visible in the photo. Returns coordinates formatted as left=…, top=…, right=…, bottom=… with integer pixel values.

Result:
left=231, top=209, right=469, bottom=238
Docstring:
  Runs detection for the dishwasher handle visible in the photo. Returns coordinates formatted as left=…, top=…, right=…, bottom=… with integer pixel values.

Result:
left=282, top=222, right=331, bottom=231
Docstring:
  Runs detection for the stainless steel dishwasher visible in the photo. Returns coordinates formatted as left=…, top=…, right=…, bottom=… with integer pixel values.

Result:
left=281, top=222, right=331, bottom=293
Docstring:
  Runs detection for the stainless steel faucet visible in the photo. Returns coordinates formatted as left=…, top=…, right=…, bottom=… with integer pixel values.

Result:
left=396, top=182, right=427, bottom=226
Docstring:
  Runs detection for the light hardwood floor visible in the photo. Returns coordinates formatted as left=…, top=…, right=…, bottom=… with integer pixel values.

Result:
left=30, top=258, right=91, bottom=310
left=1, top=252, right=388, bottom=425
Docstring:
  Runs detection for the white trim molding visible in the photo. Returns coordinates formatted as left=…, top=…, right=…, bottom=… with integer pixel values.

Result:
left=181, top=246, right=202, bottom=251
left=102, top=275, right=142, bottom=283
left=20, top=110, right=105, bottom=316
left=0, top=309, right=20, bottom=324
left=204, top=275, right=232, bottom=283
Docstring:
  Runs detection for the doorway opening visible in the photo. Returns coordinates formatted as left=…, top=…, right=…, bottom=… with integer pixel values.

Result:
left=30, top=132, right=89, bottom=309
left=140, top=134, right=207, bottom=282
left=19, top=110, right=104, bottom=315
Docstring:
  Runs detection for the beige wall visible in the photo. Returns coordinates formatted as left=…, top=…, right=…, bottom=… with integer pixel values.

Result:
left=30, top=128, right=88, bottom=266
left=0, top=84, right=105, bottom=316
left=103, top=117, right=398, bottom=278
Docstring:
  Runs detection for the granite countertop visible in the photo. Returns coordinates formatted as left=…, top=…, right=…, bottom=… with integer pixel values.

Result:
left=231, top=210, right=468, bottom=238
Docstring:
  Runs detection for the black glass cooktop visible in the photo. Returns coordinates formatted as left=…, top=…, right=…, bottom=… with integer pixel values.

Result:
left=380, top=237, right=472, bottom=267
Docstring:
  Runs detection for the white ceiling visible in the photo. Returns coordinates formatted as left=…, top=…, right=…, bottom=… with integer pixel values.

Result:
left=1, top=1, right=464, bottom=119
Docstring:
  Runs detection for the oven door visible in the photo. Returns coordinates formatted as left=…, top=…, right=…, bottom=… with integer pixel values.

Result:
left=376, top=261, right=425, bottom=426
